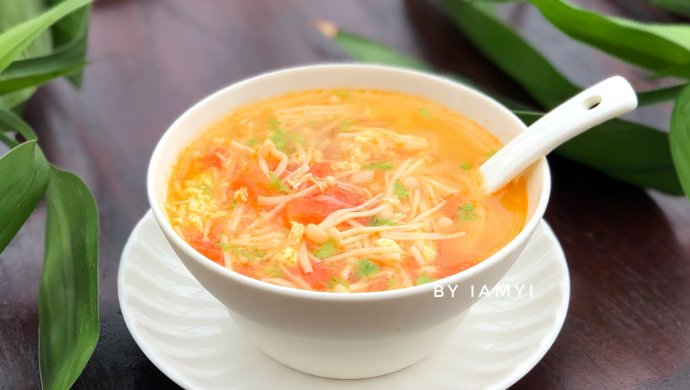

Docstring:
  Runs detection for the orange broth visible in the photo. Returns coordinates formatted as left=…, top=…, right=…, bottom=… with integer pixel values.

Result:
left=165, top=89, right=528, bottom=292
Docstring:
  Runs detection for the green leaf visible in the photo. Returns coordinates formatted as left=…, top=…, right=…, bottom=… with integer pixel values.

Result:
left=356, top=258, right=378, bottom=278
left=441, top=0, right=578, bottom=108
left=44, top=0, right=91, bottom=86
left=0, top=140, right=50, bottom=252
left=329, top=30, right=431, bottom=71
left=441, top=1, right=684, bottom=194
left=393, top=180, right=409, bottom=199
left=327, top=28, right=534, bottom=111
left=314, top=238, right=339, bottom=259
left=638, top=83, right=688, bottom=106
left=653, top=0, right=690, bottom=18
left=0, top=0, right=53, bottom=110
left=0, top=61, right=84, bottom=94
left=0, top=1, right=91, bottom=106
left=325, top=16, right=685, bottom=195
left=670, top=85, right=690, bottom=199
left=0, top=0, right=51, bottom=50
left=651, top=63, right=690, bottom=80
left=517, top=111, right=684, bottom=195
left=528, top=0, right=690, bottom=75
left=0, top=43, right=87, bottom=94
left=39, top=166, right=99, bottom=390
left=0, top=106, right=37, bottom=141
left=0, top=0, right=90, bottom=74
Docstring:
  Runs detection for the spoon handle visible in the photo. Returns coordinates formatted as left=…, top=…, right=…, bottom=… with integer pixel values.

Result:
left=480, top=76, right=638, bottom=193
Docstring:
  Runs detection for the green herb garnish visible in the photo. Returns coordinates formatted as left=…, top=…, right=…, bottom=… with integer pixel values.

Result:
left=263, top=266, right=284, bottom=278
left=356, top=258, right=378, bottom=278
left=246, top=138, right=261, bottom=146
left=416, top=273, right=436, bottom=285
left=199, top=184, right=213, bottom=196
left=362, top=161, right=394, bottom=170
left=370, top=216, right=396, bottom=226
left=228, top=199, right=238, bottom=210
left=457, top=203, right=477, bottom=221
left=418, top=108, right=432, bottom=119
left=268, top=171, right=291, bottom=194
left=339, top=120, right=353, bottom=132
left=393, top=180, right=409, bottom=199
left=314, top=238, right=339, bottom=259
left=460, top=203, right=475, bottom=212
left=335, top=89, right=352, bottom=99
left=268, top=118, right=281, bottom=130
left=460, top=162, right=472, bottom=170
left=327, top=277, right=350, bottom=289
left=238, top=247, right=266, bottom=260
left=268, top=118, right=304, bottom=152
left=388, top=279, right=397, bottom=288
left=219, top=244, right=266, bottom=261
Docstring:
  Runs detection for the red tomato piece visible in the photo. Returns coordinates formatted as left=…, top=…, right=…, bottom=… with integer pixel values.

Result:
left=435, top=239, right=473, bottom=278
left=324, top=185, right=364, bottom=206
left=284, top=185, right=364, bottom=225
left=301, top=262, right=334, bottom=291
left=235, top=165, right=272, bottom=196
left=285, top=197, right=341, bottom=225
left=202, top=147, right=226, bottom=169
left=366, top=279, right=389, bottom=292
left=190, top=239, right=223, bottom=266
left=441, top=194, right=468, bottom=218
left=310, top=162, right=332, bottom=177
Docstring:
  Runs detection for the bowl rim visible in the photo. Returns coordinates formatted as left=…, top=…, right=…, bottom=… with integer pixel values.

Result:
left=147, top=63, right=552, bottom=302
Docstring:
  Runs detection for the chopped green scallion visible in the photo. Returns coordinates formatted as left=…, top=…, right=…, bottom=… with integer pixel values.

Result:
left=416, top=273, right=436, bottom=285
left=393, top=180, right=409, bottom=199
left=369, top=216, right=396, bottom=226
left=327, top=277, right=350, bottom=289
left=362, top=161, right=394, bottom=170
left=356, top=258, right=378, bottom=278
left=418, top=108, right=432, bottom=119
left=314, top=238, right=339, bottom=259
left=268, top=171, right=291, bottom=194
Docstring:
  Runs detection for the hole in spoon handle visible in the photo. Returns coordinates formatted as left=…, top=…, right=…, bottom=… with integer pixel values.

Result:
left=583, top=95, right=602, bottom=110
left=480, top=76, right=638, bottom=193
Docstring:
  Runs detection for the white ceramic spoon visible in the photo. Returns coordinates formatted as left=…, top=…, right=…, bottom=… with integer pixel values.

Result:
left=480, top=76, right=638, bottom=193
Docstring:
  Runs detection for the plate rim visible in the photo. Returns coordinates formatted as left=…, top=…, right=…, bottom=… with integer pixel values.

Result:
left=118, top=210, right=570, bottom=390
left=495, top=219, right=570, bottom=390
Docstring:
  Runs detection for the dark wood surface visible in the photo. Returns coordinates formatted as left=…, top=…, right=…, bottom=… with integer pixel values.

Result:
left=1, top=0, right=689, bottom=388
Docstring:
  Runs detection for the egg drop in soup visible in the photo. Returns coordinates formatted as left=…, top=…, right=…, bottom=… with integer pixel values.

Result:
left=165, top=89, right=528, bottom=292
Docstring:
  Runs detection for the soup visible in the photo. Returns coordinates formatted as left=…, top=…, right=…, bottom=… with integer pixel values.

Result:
left=165, top=89, right=527, bottom=292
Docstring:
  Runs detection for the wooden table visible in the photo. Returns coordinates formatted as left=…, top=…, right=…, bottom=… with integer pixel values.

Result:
left=2, top=0, right=689, bottom=388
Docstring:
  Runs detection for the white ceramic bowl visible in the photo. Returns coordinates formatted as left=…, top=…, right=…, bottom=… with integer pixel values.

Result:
left=147, top=64, right=551, bottom=379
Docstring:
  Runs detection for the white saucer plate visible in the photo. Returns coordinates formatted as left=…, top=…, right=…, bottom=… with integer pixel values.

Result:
left=118, top=211, right=570, bottom=390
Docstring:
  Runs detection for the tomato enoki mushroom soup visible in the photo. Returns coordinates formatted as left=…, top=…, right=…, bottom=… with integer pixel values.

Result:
left=165, top=89, right=527, bottom=292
